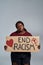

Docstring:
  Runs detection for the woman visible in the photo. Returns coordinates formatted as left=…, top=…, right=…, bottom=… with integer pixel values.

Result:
left=10, top=21, right=32, bottom=65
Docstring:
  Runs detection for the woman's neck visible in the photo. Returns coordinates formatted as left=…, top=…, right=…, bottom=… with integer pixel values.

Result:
left=18, top=30, right=26, bottom=34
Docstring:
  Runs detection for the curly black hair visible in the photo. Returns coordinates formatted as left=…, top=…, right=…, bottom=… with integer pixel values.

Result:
left=15, top=21, right=27, bottom=32
left=15, top=21, right=24, bottom=28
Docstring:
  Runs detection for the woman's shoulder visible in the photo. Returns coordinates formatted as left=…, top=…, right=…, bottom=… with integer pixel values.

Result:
left=10, top=31, right=17, bottom=36
left=26, top=31, right=32, bottom=36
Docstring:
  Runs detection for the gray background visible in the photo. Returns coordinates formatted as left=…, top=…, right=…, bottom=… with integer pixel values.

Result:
left=0, top=0, right=43, bottom=65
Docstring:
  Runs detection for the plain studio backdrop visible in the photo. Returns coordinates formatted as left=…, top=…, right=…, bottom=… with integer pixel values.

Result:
left=0, top=0, right=43, bottom=65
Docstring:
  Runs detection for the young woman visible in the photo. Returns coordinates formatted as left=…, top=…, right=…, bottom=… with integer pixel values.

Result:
left=10, top=21, right=32, bottom=65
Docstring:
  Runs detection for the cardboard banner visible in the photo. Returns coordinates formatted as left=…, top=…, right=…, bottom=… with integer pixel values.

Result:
left=4, top=36, right=40, bottom=52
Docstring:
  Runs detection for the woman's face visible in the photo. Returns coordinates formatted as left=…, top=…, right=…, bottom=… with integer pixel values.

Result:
left=16, top=23, right=24, bottom=32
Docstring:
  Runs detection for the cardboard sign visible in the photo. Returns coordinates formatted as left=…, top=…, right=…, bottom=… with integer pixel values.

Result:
left=4, top=36, right=40, bottom=52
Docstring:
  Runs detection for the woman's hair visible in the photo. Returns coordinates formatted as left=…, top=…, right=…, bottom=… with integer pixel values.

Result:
left=15, top=21, right=27, bottom=32
left=15, top=21, right=24, bottom=28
